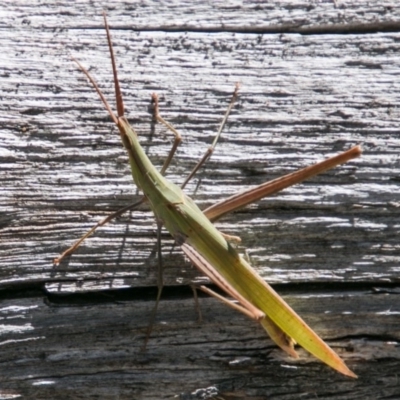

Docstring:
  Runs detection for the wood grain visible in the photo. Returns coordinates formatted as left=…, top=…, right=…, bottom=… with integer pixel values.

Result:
left=1, top=1, right=400, bottom=399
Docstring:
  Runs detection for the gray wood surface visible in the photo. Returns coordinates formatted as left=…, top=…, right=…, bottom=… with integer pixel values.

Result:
left=1, top=1, right=400, bottom=399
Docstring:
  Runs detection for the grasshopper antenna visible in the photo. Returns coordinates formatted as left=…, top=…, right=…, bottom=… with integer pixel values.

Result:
left=70, top=12, right=122, bottom=126
left=103, top=11, right=125, bottom=119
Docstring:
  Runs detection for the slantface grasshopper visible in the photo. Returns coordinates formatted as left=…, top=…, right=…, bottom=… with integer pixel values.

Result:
left=55, top=13, right=361, bottom=378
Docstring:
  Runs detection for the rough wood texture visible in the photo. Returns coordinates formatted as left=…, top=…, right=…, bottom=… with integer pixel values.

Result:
left=1, top=1, right=400, bottom=399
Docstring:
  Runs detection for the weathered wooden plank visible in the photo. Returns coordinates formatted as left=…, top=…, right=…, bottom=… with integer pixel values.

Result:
left=0, top=289, right=399, bottom=399
left=7, top=0, right=400, bottom=33
left=1, top=2, right=400, bottom=399
left=2, top=11, right=400, bottom=288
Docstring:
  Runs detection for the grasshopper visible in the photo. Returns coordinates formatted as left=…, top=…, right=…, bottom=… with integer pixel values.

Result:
left=55, top=13, right=361, bottom=378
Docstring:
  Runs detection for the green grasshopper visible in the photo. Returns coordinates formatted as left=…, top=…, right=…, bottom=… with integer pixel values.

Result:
left=55, top=13, right=361, bottom=378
